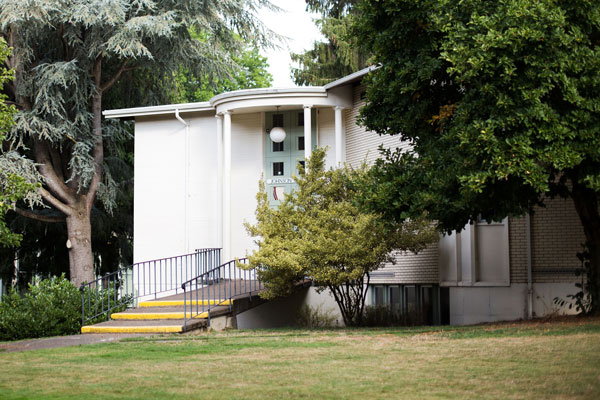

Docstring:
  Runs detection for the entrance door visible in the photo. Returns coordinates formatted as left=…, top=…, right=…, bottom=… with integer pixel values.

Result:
left=265, top=110, right=316, bottom=206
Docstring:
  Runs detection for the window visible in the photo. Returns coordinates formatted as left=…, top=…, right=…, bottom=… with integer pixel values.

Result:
left=298, top=112, right=304, bottom=126
left=298, top=136, right=305, bottom=151
left=273, top=162, right=284, bottom=176
left=369, top=284, right=440, bottom=325
left=299, top=161, right=306, bottom=170
left=272, top=114, right=284, bottom=128
left=272, top=141, right=284, bottom=152
left=439, top=218, right=510, bottom=287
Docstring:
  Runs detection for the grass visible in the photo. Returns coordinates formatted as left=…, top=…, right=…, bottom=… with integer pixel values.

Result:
left=0, top=317, right=599, bottom=399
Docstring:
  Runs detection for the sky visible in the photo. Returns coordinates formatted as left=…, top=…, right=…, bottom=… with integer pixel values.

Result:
left=257, top=0, right=324, bottom=87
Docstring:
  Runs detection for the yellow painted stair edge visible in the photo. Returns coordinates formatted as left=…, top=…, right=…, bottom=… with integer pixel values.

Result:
left=139, top=299, right=231, bottom=307
left=111, top=312, right=208, bottom=320
left=81, top=325, right=182, bottom=334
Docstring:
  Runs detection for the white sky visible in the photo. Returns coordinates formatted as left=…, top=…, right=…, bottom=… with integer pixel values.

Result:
left=258, top=0, right=325, bottom=87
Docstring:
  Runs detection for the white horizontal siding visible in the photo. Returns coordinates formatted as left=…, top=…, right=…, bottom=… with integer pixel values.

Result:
left=345, top=84, right=411, bottom=169
left=345, top=83, right=438, bottom=284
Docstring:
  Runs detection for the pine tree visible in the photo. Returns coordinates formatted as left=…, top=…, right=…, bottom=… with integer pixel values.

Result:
left=0, top=0, right=276, bottom=286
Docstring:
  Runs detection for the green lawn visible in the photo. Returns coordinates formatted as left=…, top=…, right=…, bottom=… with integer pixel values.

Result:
left=1, top=318, right=599, bottom=399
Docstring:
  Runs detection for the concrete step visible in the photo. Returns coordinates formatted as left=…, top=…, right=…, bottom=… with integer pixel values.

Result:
left=81, top=319, right=207, bottom=334
left=111, top=311, right=209, bottom=320
left=138, top=299, right=232, bottom=307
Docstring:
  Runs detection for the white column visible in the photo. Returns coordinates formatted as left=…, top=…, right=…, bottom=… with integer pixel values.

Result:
left=303, top=105, right=312, bottom=161
left=223, top=111, right=232, bottom=262
left=215, top=114, right=223, bottom=250
left=334, top=106, right=344, bottom=166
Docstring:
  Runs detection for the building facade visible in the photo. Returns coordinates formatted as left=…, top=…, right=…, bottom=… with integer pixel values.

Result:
left=105, top=68, right=581, bottom=326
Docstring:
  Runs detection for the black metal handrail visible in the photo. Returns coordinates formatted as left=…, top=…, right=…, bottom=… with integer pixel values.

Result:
left=80, top=268, right=131, bottom=326
left=182, top=258, right=262, bottom=331
left=80, top=248, right=221, bottom=326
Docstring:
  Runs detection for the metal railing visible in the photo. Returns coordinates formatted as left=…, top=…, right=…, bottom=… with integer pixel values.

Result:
left=182, top=258, right=263, bottom=331
left=80, top=248, right=221, bottom=326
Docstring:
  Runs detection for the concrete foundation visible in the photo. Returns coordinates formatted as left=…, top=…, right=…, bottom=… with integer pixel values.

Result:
left=449, top=282, right=580, bottom=325
left=236, top=286, right=344, bottom=329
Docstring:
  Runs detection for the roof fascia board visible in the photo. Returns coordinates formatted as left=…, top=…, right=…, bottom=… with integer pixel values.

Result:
left=323, top=65, right=380, bottom=90
left=103, top=102, right=213, bottom=119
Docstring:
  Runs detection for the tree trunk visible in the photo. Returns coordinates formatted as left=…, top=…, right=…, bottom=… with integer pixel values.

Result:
left=65, top=203, right=95, bottom=287
left=570, top=177, right=600, bottom=314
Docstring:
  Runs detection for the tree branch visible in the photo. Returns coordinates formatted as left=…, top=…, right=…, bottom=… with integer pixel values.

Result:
left=39, top=187, right=73, bottom=217
left=48, top=145, right=65, bottom=183
left=86, top=57, right=104, bottom=212
left=14, top=208, right=66, bottom=223
left=34, top=140, right=75, bottom=204
left=100, top=59, right=131, bottom=93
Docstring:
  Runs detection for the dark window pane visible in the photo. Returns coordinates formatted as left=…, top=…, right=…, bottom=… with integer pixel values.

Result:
left=272, top=141, right=284, bottom=152
left=374, top=286, right=384, bottom=306
left=405, top=286, right=417, bottom=314
left=299, top=161, right=306, bottom=170
left=390, top=286, right=401, bottom=311
left=298, top=112, right=304, bottom=126
left=273, top=162, right=284, bottom=176
left=422, top=287, right=433, bottom=325
left=298, top=136, right=305, bottom=151
left=272, top=114, right=284, bottom=128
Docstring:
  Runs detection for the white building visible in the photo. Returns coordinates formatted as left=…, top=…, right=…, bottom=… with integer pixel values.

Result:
left=105, top=67, right=581, bottom=327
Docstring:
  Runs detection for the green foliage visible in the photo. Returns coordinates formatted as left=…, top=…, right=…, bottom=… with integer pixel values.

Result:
left=295, top=304, right=337, bottom=328
left=1, top=0, right=275, bottom=284
left=0, top=274, right=130, bottom=340
left=354, top=0, right=600, bottom=228
left=245, top=148, right=436, bottom=326
left=354, top=0, right=600, bottom=311
left=174, top=45, right=273, bottom=103
left=0, top=275, right=80, bottom=341
left=0, top=37, right=40, bottom=248
left=291, top=0, right=369, bottom=86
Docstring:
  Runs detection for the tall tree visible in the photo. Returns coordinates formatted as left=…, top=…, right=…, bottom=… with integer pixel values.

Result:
left=174, top=44, right=273, bottom=103
left=291, top=0, right=369, bottom=86
left=353, top=0, right=600, bottom=311
left=1, top=0, right=275, bottom=286
left=245, top=149, right=437, bottom=326
left=1, top=37, right=40, bottom=249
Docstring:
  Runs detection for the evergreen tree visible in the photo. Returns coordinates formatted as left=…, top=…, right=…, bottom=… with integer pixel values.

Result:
left=1, top=37, right=39, bottom=249
left=0, top=0, right=276, bottom=286
left=291, top=0, right=369, bottom=86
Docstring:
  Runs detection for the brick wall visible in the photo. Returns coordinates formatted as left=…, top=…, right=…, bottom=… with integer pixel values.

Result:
left=371, top=244, right=440, bottom=284
left=509, top=197, right=584, bottom=285
left=531, top=197, right=584, bottom=283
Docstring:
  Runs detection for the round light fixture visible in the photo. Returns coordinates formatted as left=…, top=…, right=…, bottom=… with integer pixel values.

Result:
left=270, top=126, right=286, bottom=143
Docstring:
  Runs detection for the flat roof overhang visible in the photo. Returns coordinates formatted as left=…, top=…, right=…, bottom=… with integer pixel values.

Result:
left=102, top=66, right=374, bottom=120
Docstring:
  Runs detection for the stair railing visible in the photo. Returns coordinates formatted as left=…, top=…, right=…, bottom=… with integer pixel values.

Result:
left=182, top=258, right=264, bottom=331
left=80, top=248, right=221, bottom=326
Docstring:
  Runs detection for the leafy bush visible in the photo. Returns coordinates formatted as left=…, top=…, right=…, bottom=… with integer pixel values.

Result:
left=362, top=306, right=426, bottom=327
left=0, top=275, right=80, bottom=341
left=295, top=304, right=337, bottom=328
left=0, top=274, right=133, bottom=341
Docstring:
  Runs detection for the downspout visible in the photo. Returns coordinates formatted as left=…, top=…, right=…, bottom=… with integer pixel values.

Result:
left=175, top=110, right=190, bottom=253
left=526, top=213, right=533, bottom=319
